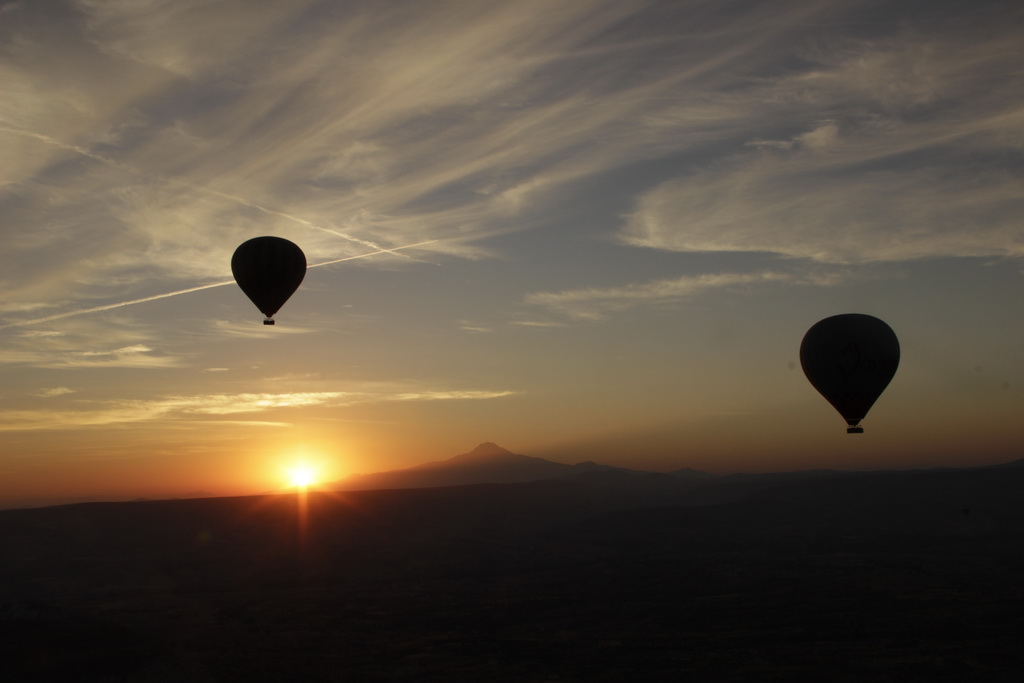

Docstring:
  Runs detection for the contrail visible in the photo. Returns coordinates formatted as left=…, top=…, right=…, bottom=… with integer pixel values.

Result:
left=0, top=125, right=119, bottom=167
left=0, top=281, right=232, bottom=330
left=0, top=241, right=437, bottom=330
left=0, top=124, right=418, bottom=260
left=308, top=239, right=436, bottom=267
left=198, top=186, right=422, bottom=261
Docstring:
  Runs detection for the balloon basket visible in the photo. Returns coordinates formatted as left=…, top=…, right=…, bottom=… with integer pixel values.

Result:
left=263, top=318, right=275, bottom=325
left=847, top=426, right=864, bottom=434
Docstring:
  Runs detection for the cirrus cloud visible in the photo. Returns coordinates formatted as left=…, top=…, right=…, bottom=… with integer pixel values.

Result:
left=525, top=270, right=843, bottom=322
left=0, top=386, right=518, bottom=431
left=618, top=24, right=1024, bottom=264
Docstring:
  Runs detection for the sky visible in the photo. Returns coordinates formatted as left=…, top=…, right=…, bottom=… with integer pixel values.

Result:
left=2, top=0, right=1024, bottom=506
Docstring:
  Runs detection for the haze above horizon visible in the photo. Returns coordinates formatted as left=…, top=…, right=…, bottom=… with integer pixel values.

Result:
left=3, top=0, right=1024, bottom=506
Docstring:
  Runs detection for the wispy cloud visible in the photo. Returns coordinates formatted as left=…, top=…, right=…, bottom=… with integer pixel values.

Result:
left=388, top=390, right=517, bottom=402
left=618, top=23, right=1024, bottom=264
left=526, top=270, right=842, bottom=322
left=0, top=319, right=181, bottom=368
left=0, top=0, right=865, bottom=315
left=0, top=386, right=517, bottom=431
left=36, top=387, right=76, bottom=398
left=2, top=0, right=1016, bottom=339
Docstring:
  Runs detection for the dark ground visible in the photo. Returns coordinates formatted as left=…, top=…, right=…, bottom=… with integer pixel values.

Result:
left=3, top=467, right=1024, bottom=681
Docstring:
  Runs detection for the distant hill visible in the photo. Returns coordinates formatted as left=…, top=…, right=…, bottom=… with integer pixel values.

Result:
left=330, top=442, right=670, bottom=491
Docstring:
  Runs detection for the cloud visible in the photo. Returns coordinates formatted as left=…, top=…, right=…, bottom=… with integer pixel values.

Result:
left=0, top=386, right=517, bottom=431
left=621, top=122, right=1024, bottom=264
left=618, top=24, right=1024, bottom=264
left=0, top=334, right=179, bottom=369
left=36, top=387, right=75, bottom=398
left=388, top=390, right=517, bottom=402
left=525, top=270, right=841, bottom=322
left=0, top=0, right=843, bottom=315
left=0, top=314, right=185, bottom=368
left=75, top=0, right=310, bottom=78
left=1, top=0, right=1021, bottom=336
left=457, top=321, right=493, bottom=334
left=510, top=320, right=568, bottom=329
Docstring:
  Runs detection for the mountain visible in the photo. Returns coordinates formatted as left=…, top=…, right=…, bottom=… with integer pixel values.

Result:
left=330, top=442, right=663, bottom=491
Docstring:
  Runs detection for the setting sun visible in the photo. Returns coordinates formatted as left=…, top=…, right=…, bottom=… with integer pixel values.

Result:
left=287, top=465, right=317, bottom=489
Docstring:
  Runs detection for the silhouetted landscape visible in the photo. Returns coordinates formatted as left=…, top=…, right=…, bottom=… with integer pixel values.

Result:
left=5, top=444, right=1024, bottom=681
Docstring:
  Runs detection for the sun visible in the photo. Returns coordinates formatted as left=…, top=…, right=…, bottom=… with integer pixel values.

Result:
left=287, top=464, right=317, bottom=489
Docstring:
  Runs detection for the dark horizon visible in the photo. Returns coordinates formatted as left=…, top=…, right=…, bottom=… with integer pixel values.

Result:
left=5, top=460, right=1024, bottom=680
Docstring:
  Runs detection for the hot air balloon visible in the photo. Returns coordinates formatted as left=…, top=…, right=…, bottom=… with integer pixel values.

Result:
left=231, top=236, right=306, bottom=325
left=800, top=313, right=899, bottom=433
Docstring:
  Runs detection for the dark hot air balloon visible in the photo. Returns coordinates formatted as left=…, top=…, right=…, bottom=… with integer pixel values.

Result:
left=800, top=313, right=899, bottom=433
left=231, top=236, right=306, bottom=325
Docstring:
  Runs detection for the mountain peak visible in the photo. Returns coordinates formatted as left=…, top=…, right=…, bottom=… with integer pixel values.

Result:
left=467, top=442, right=513, bottom=458
left=447, top=442, right=518, bottom=465
left=330, top=444, right=658, bottom=492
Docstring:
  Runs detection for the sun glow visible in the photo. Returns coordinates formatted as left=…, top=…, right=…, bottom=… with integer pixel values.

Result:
left=287, top=464, right=317, bottom=489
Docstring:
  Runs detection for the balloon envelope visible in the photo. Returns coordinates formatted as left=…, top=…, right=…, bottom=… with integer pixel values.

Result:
left=800, top=313, right=899, bottom=433
left=231, top=236, right=306, bottom=324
